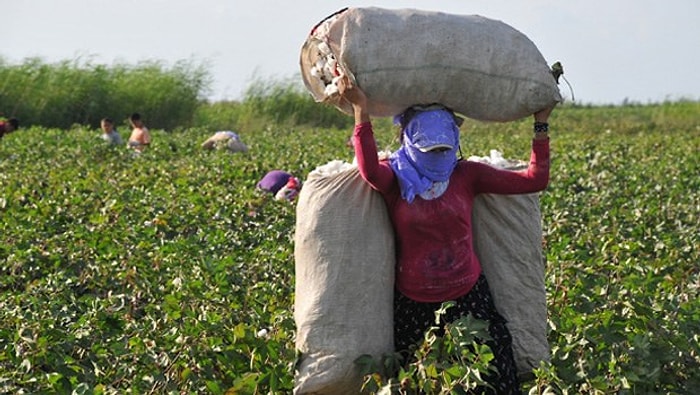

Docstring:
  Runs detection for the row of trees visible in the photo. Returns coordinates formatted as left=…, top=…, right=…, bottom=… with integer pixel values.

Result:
left=0, top=56, right=352, bottom=132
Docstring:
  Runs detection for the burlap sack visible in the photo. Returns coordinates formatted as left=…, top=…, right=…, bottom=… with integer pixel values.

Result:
left=294, top=164, right=395, bottom=395
left=470, top=161, right=550, bottom=378
left=300, top=7, right=561, bottom=121
left=201, top=131, right=248, bottom=152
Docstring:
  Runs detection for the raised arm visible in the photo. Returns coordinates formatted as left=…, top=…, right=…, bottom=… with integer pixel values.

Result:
left=337, top=77, right=395, bottom=192
left=533, top=103, right=554, bottom=141
left=472, top=103, right=556, bottom=194
left=338, top=77, right=370, bottom=125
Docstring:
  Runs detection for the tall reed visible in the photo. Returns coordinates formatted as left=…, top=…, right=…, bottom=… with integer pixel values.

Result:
left=0, top=56, right=210, bottom=130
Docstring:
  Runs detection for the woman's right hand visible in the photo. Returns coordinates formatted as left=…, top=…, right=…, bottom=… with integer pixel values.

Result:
left=338, top=76, right=370, bottom=123
left=338, top=76, right=366, bottom=106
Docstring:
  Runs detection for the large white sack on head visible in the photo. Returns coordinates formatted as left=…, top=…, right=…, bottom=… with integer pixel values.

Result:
left=294, top=164, right=395, bottom=395
left=300, top=7, right=561, bottom=122
left=470, top=156, right=549, bottom=378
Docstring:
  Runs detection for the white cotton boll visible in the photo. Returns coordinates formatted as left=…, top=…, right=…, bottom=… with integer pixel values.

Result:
left=467, top=149, right=525, bottom=169
left=315, top=59, right=326, bottom=70
left=321, top=67, right=332, bottom=82
left=312, top=19, right=332, bottom=39
left=309, top=159, right=356, bottom=177
left=351, top=151, right=391, bottom=166
left=466, top=155, right=481, bottom=162
left=318, top=41, right=331, bottom=55
left=310, top=66, right=320, bottom=78
left=377, top=150, right=392, bottom=161
left=324, top=83, right=339, bottom=96
left=325, top=160, right=351, bottom=173
left=257, top=328, right=269, bottom=338
left=321, top=65, right=334, bottom=82
left=488, top=150, right=516, bottom=168
left=488, top=150, right=506, bottom=165
left=467, top=150, right=504, bottom=166
left=327, top=58, right=337, bottom=72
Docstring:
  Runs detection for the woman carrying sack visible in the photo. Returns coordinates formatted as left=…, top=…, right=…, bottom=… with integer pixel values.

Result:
left=339, top=76, right=555, bottom=393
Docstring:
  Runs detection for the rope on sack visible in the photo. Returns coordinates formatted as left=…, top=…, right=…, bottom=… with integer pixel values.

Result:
left=551, top=61, right=575, bottom=102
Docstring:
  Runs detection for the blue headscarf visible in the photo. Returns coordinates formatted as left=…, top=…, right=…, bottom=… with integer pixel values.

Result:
left=389, top=108, right=460, bottom=203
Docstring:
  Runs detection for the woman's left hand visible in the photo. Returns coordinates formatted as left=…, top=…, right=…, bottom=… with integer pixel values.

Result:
left=534, top=103, right=556, bottom=123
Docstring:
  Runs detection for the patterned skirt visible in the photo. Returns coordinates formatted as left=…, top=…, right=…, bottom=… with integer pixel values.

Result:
left=394, top=275, right=521, bottom=394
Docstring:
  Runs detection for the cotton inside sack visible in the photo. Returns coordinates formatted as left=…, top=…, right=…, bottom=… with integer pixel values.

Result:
left=300, top=7, right=562, bottom=122
left=293, top=163, right=395, bottom=394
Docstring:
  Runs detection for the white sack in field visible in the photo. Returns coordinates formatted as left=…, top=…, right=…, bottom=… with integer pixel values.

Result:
left=201, top=131, right=248, bottom=152
left=469, top=152, right=550, bottom=377
left=300, top=7, right=561, bottom=122
left=294, top=163, right=395, bottom=395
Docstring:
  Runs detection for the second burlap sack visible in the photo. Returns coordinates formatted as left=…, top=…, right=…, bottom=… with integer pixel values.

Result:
left=470, top=158, right=550, bottom=378
left=300, top=7, right=561, bottom=122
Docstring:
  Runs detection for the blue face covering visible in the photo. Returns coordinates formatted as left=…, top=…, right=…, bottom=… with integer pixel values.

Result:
left=389, top=109, right=459, bottom=203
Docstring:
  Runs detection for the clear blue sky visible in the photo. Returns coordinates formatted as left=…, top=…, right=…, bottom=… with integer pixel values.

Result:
left=4, top=0, right=699, bottom=105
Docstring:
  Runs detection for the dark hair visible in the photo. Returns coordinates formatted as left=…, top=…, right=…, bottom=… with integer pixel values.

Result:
left=8, top=118, right=19, bottom=130
left=395, top=107, right=420, bottom=130
left=129, top=113, right=141, bottom=121
left=101, top=117, right=113, bottom=124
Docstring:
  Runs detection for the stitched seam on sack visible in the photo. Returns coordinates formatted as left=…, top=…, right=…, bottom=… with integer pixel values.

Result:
left=359, top=64, right=551, bottom=86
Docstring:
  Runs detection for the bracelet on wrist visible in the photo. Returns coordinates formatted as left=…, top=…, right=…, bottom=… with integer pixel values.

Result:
left=534, top=121, right=549, bottom=133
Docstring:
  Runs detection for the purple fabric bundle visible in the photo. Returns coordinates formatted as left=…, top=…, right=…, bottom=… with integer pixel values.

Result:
left=257, top=170, right=293, bottom=194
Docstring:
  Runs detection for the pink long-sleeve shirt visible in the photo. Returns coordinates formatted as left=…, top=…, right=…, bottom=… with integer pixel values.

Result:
left=353, top=122, right=550, bottom=303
